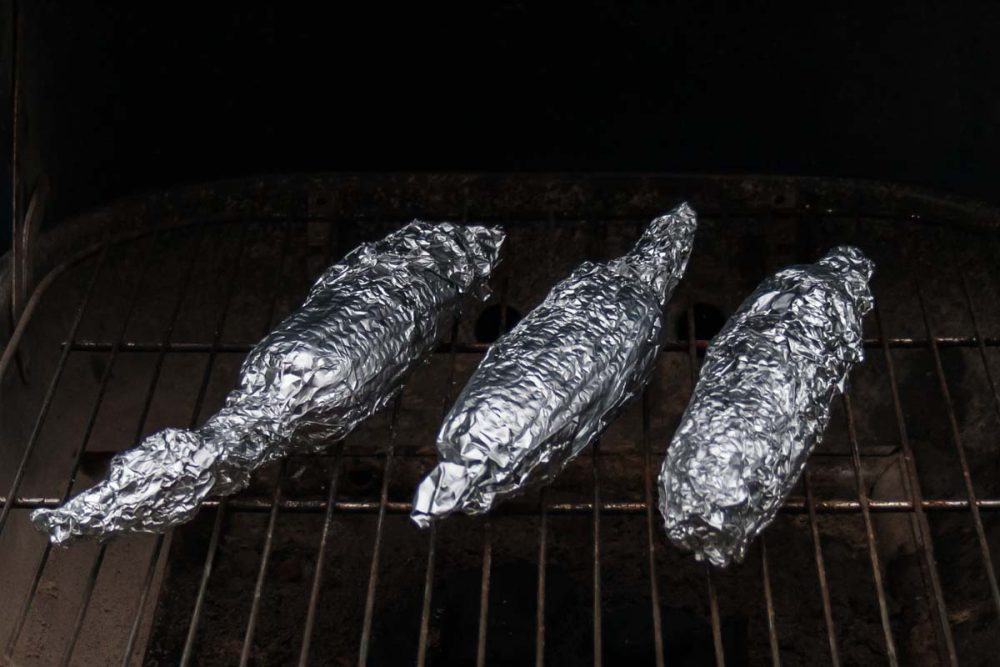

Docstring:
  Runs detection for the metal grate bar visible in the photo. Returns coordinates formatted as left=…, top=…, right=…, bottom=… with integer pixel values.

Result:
left=2, top=445, right=901, bottom=463
left=706, top=567, right=725, bottom=667
left=11, top=493, right=1000, bottom=515
left=239, top=460, right=287, bottom=666
left=754, top=207, right=779, bottom=667
left=296, top=223, right=349, bottom=666
left=843, top=394, right=898, bottom=665
left=960, top=272, right=1000, bottom=431
left=874, top=306, right=958, bottom=666
left=416, top=522, right=440, bottom=667
left=122, top=535, right=165, bottom=666
left=297, top=443, right=345, bottom=666
left=759, top=538, right=781, bottom=667
left=100, top=209, right=982, bottom=225
left=588, top=217, right=608, bottom=665
left=61, top=543, right=107, bottom=666
left=916, top=282, right=1000, bottom=619
left=356, top=396, right=403, bottom=665
left=642, top=390, right=666, bottom=667
left=592, top=440, right=604, bottom=667
left=415, top=201, right=472, bottom=665
left=294, top=217, right=344, bottom=667
left=65, top=334, right=1000, bottom=355
left=416, top=318, right=462, bottom=666
left=800, top=211, right=840, bottom=666
left=476, top=520, right=493, bottom=667
left=179, top=497, right=226, bottom=666
left=804, top=471, right=841, bottom=666
left=474, top=272, right=511, bottom=666
left=535, top=488, right=548, bottom=667
left=685, top=304, right=726, bottom=666
left=236, top=222, right=296, bottom=665
left=178, top=224, right=255, bottom=665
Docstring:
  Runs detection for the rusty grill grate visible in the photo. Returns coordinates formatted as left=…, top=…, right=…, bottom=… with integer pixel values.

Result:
left=2, top=175, right=1000, bottom=665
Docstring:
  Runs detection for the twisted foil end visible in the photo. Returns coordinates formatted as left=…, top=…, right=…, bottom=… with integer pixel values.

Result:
left=819, top=245, right=875, bottom=313
left=31, top=429, right=216, bottom=546
left=410, top=461, right=487, bottom=528
left=624, top=202, right=697, bottom=303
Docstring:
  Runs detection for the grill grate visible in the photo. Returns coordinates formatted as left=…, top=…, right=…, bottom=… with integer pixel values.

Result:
left=2, top=175, right=1000, bottom=665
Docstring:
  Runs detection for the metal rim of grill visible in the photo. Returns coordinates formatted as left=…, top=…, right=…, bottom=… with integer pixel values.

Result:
left=1, top=173, right=999, bottom=665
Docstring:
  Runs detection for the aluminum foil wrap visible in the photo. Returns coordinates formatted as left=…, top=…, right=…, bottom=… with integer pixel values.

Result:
left=658, top=246, right=874, bottom=567
left=411, top=203, right=697, bottom=527
left=32, top=221, right=505, bottom=545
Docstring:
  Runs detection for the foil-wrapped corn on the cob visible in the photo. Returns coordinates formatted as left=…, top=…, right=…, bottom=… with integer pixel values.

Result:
left=658, top=246, right=874, bottom=567
left=33, top=222, right=504, bottom=545
left=411, top=203, right=697, bottom=527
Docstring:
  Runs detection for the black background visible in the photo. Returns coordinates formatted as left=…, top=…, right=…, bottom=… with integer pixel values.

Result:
left=4, top=2, right=1000, bottom=241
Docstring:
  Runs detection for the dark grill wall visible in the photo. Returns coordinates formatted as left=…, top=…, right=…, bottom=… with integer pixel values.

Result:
left=5, top=1, right=1000, bottom=243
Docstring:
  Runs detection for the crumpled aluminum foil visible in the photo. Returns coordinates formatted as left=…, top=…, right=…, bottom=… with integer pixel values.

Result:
left=658, top=246, right=874, bottom=567
left=411, top=203, right=697, bottom=527
left=32, top=221, right=505, bottom=545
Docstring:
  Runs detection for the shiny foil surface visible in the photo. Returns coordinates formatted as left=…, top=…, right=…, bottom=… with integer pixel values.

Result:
left=658, top=246, right=874, bottom=567
left=32, top=222, right=505, bottom=545
left=411, top=203, right=697, bottom=527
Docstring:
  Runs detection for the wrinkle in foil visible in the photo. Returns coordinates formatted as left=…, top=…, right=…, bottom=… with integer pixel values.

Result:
left=32, top=221, right=505, bottom=545
left=411, top=203, right=697, bottom=527
left=658, top=246, right=874, bottom=567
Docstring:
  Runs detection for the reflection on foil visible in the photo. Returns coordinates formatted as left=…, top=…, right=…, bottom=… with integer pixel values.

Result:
left=658, top=246, right=874, bottom=567
left=411, top=203, right=697, bottom=527
left=32, top=222, right=505, bottom=545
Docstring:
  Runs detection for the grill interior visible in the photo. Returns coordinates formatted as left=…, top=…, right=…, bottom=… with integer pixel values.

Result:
left=2, top=175, right=1000, bottom=665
